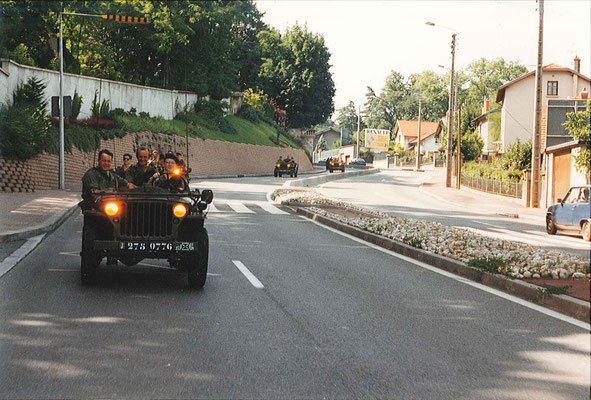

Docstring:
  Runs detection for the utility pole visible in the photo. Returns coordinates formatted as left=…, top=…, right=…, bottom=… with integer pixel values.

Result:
left=356, top=105, right=361, bottom=158
left=59, top=12, right=65, bottom=190
left=446, top=34, right=457, bottom=187
left=456, top=102, right=462, bottom=189
left=531, top=0, right=544, bottom=208
left=415, top=96, right=422, bottom=170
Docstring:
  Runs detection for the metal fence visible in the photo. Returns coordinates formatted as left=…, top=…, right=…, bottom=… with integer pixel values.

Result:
left=461, top=174, right=522, bottom=198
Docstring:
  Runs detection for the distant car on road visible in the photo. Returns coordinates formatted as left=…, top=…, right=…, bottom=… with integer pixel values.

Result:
left=546, top=185, right=590, bottom=241
left=349, top=158, right=366, bottom=166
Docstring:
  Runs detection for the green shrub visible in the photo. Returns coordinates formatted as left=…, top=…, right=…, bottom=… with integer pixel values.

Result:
left=462, top=161, right=523, bottom=182
left=218, top=116, right=237, bottom=134
left=238, top=104, right=261, bottom=123
left=90, top=90, right=110, bottom=118
left=467, top=257, right=507, bottom=274
left=0, top=77, right=51, bottom=160
left=72, top=90, right=83, bottom=119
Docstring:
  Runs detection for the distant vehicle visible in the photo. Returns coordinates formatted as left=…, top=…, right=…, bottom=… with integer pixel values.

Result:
left=349, top=158, right=366, bottom=166
left=546, top=185, right=590, bottom=241
left=326, top=157, right=345, bottom=173
left=80, top=187, right=214, bottom=288
left=274, top=160, right=298, bottom=178
left=318, top=157, right=328, bottom=164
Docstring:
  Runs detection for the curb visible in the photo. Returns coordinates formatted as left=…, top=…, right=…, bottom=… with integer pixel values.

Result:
left=295, top=207, right=590, bottom=323
left=190, top=168, right=324, bottom=181
left=418, top=182, right=543, bottom=222
left=283, top=168, right=380, bottom=187
left=0, top=202, right=80, bottom=243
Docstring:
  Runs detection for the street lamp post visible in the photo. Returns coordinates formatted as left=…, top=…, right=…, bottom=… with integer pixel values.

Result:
left=426, top=22, right=457, bottom=188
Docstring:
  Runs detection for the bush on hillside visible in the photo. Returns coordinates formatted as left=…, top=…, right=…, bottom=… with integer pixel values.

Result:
left=0, top=77, right=51, bottom=160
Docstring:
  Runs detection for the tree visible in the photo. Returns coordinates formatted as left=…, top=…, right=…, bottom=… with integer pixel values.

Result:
left=563, top=100, right=591, bottom=182
left=460, top=58, right=527, bottom=133
left=258, top=24, right=335, bottom=128
left=336, top=101, right=359, bottom=135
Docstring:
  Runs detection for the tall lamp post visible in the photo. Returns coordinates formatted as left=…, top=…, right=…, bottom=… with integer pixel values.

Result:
left=426, top=21, right=457, bottom=188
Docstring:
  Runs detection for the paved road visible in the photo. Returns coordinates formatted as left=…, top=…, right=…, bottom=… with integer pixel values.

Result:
left=0, top=176, right=589, bottom=399
left=318, top=169, right=591, bottom=259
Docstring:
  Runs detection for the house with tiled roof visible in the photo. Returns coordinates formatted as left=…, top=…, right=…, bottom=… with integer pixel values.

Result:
left=392, top=119, right=441, bottom=153
left=495, top=57, right=590, bottom=153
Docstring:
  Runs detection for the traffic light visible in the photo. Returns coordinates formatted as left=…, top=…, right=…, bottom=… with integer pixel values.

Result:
left=102, top=14, right=149, bottom=24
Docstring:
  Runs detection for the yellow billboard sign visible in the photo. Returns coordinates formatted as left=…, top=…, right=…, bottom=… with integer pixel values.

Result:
left=364, top=129, right=390, bottom=149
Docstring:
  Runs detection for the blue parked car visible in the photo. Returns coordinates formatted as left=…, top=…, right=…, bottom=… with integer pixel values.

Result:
left=546, top=185, right=591, bottom=241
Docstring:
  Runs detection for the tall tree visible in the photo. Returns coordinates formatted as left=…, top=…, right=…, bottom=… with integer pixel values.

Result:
left=258, top=24, right=335, bottom=128
left=335, top=101, right=359, bottom=136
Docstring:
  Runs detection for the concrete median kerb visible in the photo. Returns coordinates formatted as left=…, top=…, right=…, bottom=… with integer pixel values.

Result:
left=0, top=203, right=79, bottom=243
left=295, top=206, right=591, bottom=324
left=283, top=168, right=380, bottom=187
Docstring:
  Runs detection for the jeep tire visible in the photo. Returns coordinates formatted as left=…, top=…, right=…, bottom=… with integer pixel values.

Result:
left=187, top=227, right=209, bottom=289
left=546, top=215, right=557, bottom=235
left=582, top=220, right=591, bottom=242
left=81, top=220, right=101, bottom=285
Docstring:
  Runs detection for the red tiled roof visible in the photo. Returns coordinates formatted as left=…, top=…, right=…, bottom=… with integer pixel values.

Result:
left=496, top=64, right=591, bottom=103
left=393, top=120, right=441, bottom=139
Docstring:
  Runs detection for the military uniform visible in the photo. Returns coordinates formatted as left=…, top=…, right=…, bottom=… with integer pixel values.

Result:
left=126, top=163, right=156, bottom=186
left=114, top=165, right=130, bottom=179
left=81, top=166, right=129, bottom=207
left=152, top=173, right=189, bottom=193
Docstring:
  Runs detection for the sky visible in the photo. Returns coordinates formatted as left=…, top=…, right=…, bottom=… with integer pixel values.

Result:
left=255, top=0, right=591, bottom=116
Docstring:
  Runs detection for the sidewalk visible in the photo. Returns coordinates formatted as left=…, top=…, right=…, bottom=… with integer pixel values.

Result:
left=0, top=186, right=81, bottom=242
left=418, top=167, right=546, bottom=222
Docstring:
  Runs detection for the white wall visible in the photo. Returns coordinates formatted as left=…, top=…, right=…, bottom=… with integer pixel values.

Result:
left=0, top=59, right=203, bottom=119
left=500, top=70, right=590, bottom=153
left=420, top=135, right=439, bottom=153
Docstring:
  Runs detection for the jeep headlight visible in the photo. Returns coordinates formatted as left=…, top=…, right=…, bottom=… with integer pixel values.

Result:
left=173, top=203, right=188, bottom=218
left=104, top=202, right=119, bottom=216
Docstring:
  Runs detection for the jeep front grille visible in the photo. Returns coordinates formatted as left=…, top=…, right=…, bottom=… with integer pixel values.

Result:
left=120, top=201, right=173, bottom=238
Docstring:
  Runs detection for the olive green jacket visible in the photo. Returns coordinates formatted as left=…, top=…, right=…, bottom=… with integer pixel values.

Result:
left=82, top=167, right=128, bottom=199
left=126, top=163, right=156, bottom=186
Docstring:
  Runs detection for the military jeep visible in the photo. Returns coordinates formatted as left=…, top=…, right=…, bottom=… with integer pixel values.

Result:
left=274, top=160, right=298, bottom=178
left=80, top=186, right=214, bottom=289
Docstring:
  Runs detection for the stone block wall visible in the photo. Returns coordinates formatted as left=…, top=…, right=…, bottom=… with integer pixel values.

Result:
left=0, top=131, right=312, bottom=191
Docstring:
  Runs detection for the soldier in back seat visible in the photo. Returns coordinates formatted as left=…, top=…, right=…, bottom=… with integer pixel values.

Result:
left=150, top=152, right=189, bottom=193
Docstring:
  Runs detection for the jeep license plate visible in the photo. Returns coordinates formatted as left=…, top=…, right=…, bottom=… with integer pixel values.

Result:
left=120, top=242, right=194, bottom=251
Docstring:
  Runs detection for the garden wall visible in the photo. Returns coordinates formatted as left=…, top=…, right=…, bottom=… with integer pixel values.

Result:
left=0, top=59, right=241, bottom=120
left=0, top=131, right=312, bottom=192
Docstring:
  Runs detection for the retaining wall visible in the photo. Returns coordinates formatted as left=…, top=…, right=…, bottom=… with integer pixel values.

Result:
left=0, top=131, right=312, bottom=192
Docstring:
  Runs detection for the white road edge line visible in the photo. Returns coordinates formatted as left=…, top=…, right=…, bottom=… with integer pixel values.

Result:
left=0, top=234, right=46, bottom=279
left=303, top=216, right=590, bottom=331
left=232, top=260, right=264, bottom=289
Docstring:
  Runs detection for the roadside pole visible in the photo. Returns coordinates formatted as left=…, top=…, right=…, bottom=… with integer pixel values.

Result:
left=531, top=0, right=544, bottom=207
left=415, top=97, right=422, bottom=171
left=356, top=105, right=361, bottom=158
left=446, top=34, right=456, bottom=187
left=59, top=12, right=65, bottom=190
left=456, top=102, right=461, bottom=189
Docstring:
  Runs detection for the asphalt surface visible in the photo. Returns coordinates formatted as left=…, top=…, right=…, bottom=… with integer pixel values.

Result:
left=318, top=169, right=591, bottom=259
left=0, top=175, right=589, bottom=399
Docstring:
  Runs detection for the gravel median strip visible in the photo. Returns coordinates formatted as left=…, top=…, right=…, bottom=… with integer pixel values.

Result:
left=272, top=188, right=590, bottom=281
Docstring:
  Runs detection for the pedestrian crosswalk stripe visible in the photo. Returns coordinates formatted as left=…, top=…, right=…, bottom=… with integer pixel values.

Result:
left=258, top=202, right=289, bottom=215
left=227, top=202, right=255, bottom=214
left=207, top=203, right=220, bottom=213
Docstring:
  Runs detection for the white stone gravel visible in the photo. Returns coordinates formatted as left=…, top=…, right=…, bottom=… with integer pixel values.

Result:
left=273, top=189, right=590, bottom=280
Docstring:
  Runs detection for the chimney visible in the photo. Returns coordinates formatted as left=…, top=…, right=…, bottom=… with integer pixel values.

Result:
left=574, top=56, right=581, bottom=73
